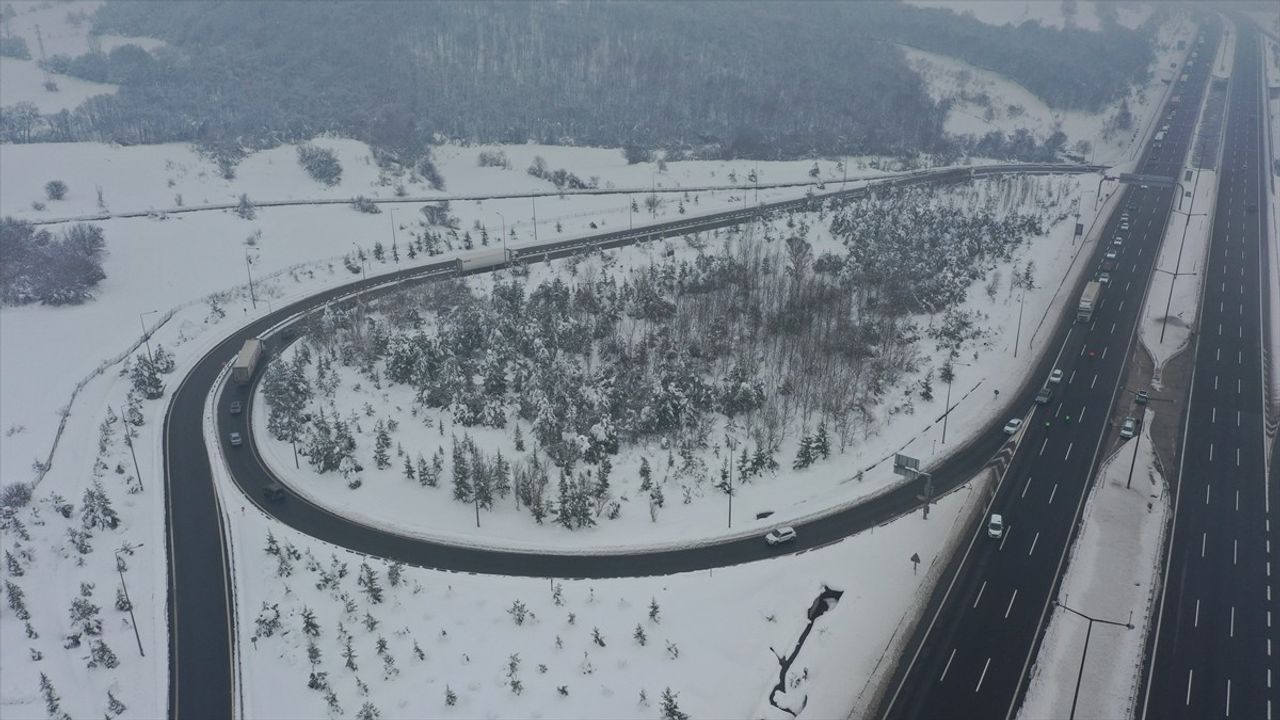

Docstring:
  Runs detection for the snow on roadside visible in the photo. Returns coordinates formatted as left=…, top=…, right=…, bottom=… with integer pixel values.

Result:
left=211, top=391, right=978, bottom=719
left=1260, top=34, right=1280, bottom=422
left=1018, top=408, right=1167, bottom=720
left=1139, top=167, right=1218, bottom=379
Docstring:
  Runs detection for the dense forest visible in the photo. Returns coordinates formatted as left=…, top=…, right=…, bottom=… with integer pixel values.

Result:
left=0, top=2, right=1155, bottom=163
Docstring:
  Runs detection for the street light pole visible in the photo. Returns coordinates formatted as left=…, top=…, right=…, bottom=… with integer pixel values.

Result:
left=114, top=545, right=146, bottom=657
left=531, top=197, right=538, bottom=245
left=389, top=208, right=399, bottom=263
left=351, top=243, right=366, bottom=281
left=244, top=250, right=257, bottom=309
left=495, top=210, right=507, bottom=262
left=940, top=361, right=970, bottom=444
left=1158, top=208, right=1206, bottom=342
left=1056, top=600, right=1133, bottom=720
left=121, top=405, right=143, bottom=491
left=1014, top=288, right=1026, bottom=358
left=137, top=310, right=157, bottom=365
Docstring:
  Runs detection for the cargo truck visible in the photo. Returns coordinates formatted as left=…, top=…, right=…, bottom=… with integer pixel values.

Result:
left=1077, top=281, right=1102, bottom=323
left=456, top=247, right=511, bottom=274
left=232, top=338, right=263, bottom=384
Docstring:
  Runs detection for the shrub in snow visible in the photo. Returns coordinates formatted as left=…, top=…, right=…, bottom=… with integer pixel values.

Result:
left=235, top=193, right=256, bottom=220
left=444, top=686, right=457, bottom=706
left=0, top=219, right=106, bottom=306
left=660, top=688, right=689, bottom=720
left=1, top=481, right=33, bottom=508
left=297, top=143, right=343, bottom=186
left=45, top=180, right=68, bottom=200
left=352, top=196, right=381, bottom=214
left=508, top=599, right=529, bottom=625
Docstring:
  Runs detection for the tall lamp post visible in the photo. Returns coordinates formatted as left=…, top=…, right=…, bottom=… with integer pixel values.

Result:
left=721, top=422, right=742, bottom=529
left=351, top=243, right=367, bottom=281
left=495, top=210, right=507, bottom=261
left=940, top=360, right=971, bottom=444
left=388, top=207, right=399, bottom=262
left=244, top=249, right=258, bottom=309
left=114, top=544, right=146, bottom=657
left=1056, top=600, right=1133, bottom=720
left=137, top=310, right=157, bottom=365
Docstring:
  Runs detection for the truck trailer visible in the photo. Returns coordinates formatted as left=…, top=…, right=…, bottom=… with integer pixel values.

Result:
left=232, top=338, right=263, bottom=384
left=456, top=247, right=512, bottom=274
left=1077, top=281, right=1102, bottom=323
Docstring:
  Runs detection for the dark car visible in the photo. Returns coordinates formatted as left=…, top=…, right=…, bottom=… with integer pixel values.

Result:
left=1035, top=386, right=1053, bottom=404
left=263, top=484, right=286, bottom=502
left=229, top=400, right=243, bottom=415
left=1136, top=390, right=1150, bottom=405
left=228, top=431, right=243, bottom=447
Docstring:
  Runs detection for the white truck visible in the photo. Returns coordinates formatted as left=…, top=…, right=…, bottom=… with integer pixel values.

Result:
left=1077, top=281, right=1102, bottom=323
left=456, top=247, right=511, bottom=274
left=232, top=338, right=263, bottom=384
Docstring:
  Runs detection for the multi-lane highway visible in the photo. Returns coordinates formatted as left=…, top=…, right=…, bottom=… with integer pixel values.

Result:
left=879, top=22, right=1221, bottom=720
left=162, top=162, right=1101, bottom=719
left=1141, top=18, right=1274, bottom=720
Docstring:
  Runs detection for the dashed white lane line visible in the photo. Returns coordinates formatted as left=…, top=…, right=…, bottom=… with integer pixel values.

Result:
left=975, top=657, right=991, bottom=693
left=1048, top=483, right=1058, bottom=505
left=940, top=648, right=956, bottom=683
left=1187, top=669, right=1194, bottom=706
left=1021, top=476, right=1033, bottom=499
left=1064, top=443, right=1073, bottom=461
left=1004, top=590, right=1017, bottom=619
left=1195, top=598, right=1201, bottom=627
left=974, top=580, right=987, bottom=609
left=1028, top=532, right=1039, bottom=556
left=1202, top=532, right=1207, bottom=557
left=1230, top=606, right=1235, bottom=637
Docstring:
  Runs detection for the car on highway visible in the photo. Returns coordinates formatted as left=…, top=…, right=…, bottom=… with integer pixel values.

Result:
left=229, top=400, right=243, bottom=415
left=1112, top=235, right=1124, bottom=246
left=1120, top=416, right=1139, bottom=439
left=1105, top=248, right=1119, bottom=260
left=263, top=483, right=286, bottom=502
left=1136, top=390, right=1149, bottom=405
left=1119, top=221, right=1130, bottom=231
left=987, top=514, right=1005, bottom=539
left=1098, top=271, right=1112, bottom=286
left=1002, top=418, right=1024, bottom=435
left=228, top=431, right=243, bottom=447
left=764, top=527, right=797, bottom=546
left=1034, top=386, right=1053, bottom=404
left=1048, top=368, right=1064, bottom=384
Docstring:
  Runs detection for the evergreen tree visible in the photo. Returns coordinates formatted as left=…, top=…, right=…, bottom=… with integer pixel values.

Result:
left=357, top=562, right=384, bottom=604
left=5, top=550, right=24, bottom=576
left=492, top=450, right=511, bottom=499
left=152, top=344, right=176, bottom=373
left=660, top=688, right=689, bottom=720
left=513, top=425, right=525, bottom=452
left=402, top=455, right=416, bottom=482
left=814, top=421, right=831, bottom=460
left=373, top=425, right=391, bottom=470
left=372, top=241, right=385, bottom=262
left=343, top=636, right=358, bottom=671
left=736, top=446, right=752, bottom=481
left=451, top=436, right=472, bottom=502
left=387, top=561, right=404, bottom=587
left=89, top=638, right=120, bottom=669
left=470, top=442, right=493, bottom=510
left=793, top=434, right=815, bottom=470
left=555, top=474, right=573, bottom=529
left=301, top=606, right=320, bottom=637
left=262, top=357, right=313, bottom=459
left=107, top=689, right=127, bottom=716
left=129, top=354, right=164, bottom=399
left=69, top=596, right=103, bottom=636
left=39, top=673, right=61, bottom=716
left=633, top=623, right=647, bottom=646
left=81, top=480, right=120, bottom=531
left=594, top=457, right=612, bottom=508
left=5, top=580, right=30, bottom=621
left=638, top=456, right=652, bottom=492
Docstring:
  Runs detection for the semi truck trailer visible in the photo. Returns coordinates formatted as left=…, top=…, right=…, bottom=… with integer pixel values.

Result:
left=232, top=338, right=263, bottom=384
left=1077, top=281, right=1102, bottom=323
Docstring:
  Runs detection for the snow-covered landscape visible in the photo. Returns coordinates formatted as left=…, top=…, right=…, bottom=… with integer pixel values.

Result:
left=5, top=1, right=1260, bottom=718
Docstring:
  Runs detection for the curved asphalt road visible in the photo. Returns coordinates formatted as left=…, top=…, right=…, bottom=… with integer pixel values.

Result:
left=164, top=161, right=1102, bottom=719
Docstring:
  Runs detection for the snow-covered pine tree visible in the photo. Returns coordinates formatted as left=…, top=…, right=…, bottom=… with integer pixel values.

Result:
left=814, top=421, right=831, bottom=459
left=357, top=562, right=384, bottom=604
left=81, top=480, right=120, bottom=531
left=638, top=456, right=652, bottom=492
left=793, top=433, right=815, bottom=470
left=450, top=436, right=472, bottom=501
left=402, top=455, right=415, bottom=482
left=660, top=688, right=689, bottom=720
left=129, top=354, right=164, bottom=399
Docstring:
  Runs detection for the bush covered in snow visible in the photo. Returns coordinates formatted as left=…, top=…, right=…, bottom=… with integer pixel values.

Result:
left=297, top=143, right=343, bottom=186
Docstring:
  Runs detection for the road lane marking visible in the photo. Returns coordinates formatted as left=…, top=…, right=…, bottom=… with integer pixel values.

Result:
left=1048, top=483, right=1058, bottom=504
left=940, top=648, right=956, bottom=683
left=999, top=528, right=1010, bottom=551
left=1230, top=606, right=1235, bottom=636
left=1022, top=476, right=1033, bottom=498
left=1202, top=533, right=1207, bottom=557
left=974, top=580, right=986, bottom=608
left=1210, top=443, right=1215, bottom=461
left=1206, top=485, right=1211, bottom=505
left=1212, top=407, right=1217, bottom=423
left=1068, top=369, right=1076, bottom=384
left=1195, top=598, right=1201, bottom=626
left=1028, top=532, right=1039, bottom=556
left=1040, top=439, right=1049, bottom=456
left=1234, top=540, right=1238, bottom=565
left=1091, top=374, right=1098, bottom=389
left=1064, top=443, right=1072, bottom=461
left=975, top=657, right=991, bottom=692
left=1187, top=669, right=1194, bottom=706
left=1226, top=678, right=1231, bottom=717
left=1005, top=590, right=1017, bottom=619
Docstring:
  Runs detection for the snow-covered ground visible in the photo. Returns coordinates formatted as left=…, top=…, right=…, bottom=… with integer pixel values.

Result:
left=1018, top=408, right=1167, bottom=720
left=1139, top=167, right=1218, bottom=379
left=247, top=172, right=1106, bottom=553
left=904, top=16, right=1195, bottom=166
left=904, top=1, right=1142, bottom=32
left=1261, top=33, right=1280, bottom=421
left=214, top=396, right=984, bottom=719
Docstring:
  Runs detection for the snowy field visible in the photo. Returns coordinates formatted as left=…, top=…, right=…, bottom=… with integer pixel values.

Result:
left=214, top=418, right=984, bottom=719
left=905, top=16, right=1195, bottom=166
left=1019, top=408, right=1167, bottom=720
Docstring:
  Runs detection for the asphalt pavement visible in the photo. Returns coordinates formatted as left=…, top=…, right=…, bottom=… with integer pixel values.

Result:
left=879, top=22, right=1223, bottom=720
left=1141, top=18, right=1275, bottom=720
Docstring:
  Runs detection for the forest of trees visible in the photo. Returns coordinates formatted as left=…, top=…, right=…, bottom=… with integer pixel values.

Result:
left=0, top=219, right=107, bottom=306
left=260, top=176, right=1071, bottom=527
left=0, top=2, right=1154, bottom=164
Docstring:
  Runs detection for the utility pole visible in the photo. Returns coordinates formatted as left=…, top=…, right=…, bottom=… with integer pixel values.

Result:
left=940, top=361, right=969, bottom=444
left=531, top=197, right=538, bottom=245
left=244, top=249, right=257, bottom=309
left=496, top=210, right=507, bottom=262
left=115, top=545, right=146, bottom=657
left=1014, top=288, right=1026, bottom=358
left=1124, top=418, right=1142, bottom=489
left=137, top=310, right=157, bottom=366
left=389, top=207, right=399, bottom=263
left=121, top=405, right=144, bottom=491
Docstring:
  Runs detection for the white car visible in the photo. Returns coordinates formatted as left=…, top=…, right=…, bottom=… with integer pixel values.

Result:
left=1105, top=249, right=1119, bottom=260
left=1112, top=235, right=1124, bottom=246
left=765, top=527, right=797, bottom=546
left=228, top=431, right=243, bottom=447
left=1002, top=418, right=1023, bottom=435
left=1098, top=272, right=1112, bottom=286
left=1048, top=369, right=1064, bottom=385
left=987, top=514, right=1005, bottom=539
left=1120, top=417, right=1139, bottom=439
left=1119, top=222, right=1130, bottom=231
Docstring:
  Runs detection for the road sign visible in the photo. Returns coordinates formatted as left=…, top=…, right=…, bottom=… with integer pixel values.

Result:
left=894, top=453, right=920, bottom=478
left=1117, top=173, right=1175, bottom=187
